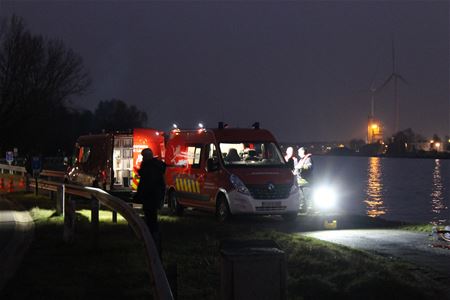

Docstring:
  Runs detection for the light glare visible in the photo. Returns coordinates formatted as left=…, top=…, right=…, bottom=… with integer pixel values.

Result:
left=313, top=186, right=337, bottom=209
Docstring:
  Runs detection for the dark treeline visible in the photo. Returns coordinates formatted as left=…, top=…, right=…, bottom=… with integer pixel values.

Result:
left=0, top=16, right=147, bottom=156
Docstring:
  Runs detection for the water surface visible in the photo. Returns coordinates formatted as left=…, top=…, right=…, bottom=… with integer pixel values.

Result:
left=314, top=156, right=450, bottom=224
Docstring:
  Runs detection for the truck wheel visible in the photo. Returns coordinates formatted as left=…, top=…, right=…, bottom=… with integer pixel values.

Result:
left=282, top=212, right=298, bottom=222
left=169, top=191, right=183, bottom=216
left=216, top=196, right=231, bottom=222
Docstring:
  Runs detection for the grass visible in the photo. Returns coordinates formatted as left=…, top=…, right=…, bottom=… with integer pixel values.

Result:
left=399, top=224, right=435, bottom=233
left=1, top=192, right=448, bottom=299
left=2, top=193, right=149, bottom=300
left=399, top=223, right=450, bottom=233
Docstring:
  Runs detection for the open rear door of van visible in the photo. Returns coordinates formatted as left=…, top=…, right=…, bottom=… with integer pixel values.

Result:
left=131, top=128, right=165, bottom=190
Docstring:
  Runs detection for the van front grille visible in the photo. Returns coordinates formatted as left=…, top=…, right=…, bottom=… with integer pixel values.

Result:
left=246, top=184, right=291, bottom=200
left=255, top=206, right=287, bottom=212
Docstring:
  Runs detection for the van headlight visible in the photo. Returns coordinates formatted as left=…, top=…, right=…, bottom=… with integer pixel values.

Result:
left=230, top=174, right=250, bottom=195
left=313, top=186, right=337, bottom=209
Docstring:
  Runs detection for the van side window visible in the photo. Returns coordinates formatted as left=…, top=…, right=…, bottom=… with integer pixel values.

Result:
left=187, top=145, right=202, bottom=168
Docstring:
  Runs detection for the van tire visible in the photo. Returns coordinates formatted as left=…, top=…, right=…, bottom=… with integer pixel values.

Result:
left=216, top=195, right=231, bottom=222
left=169, top=190, right=184, bottom=216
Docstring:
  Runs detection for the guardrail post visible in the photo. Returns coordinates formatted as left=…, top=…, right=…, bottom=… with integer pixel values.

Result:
left=112, top=211, right=117, bottom=223
left=25, top=174, right=31, bottom=193
left=63, top=195, right=76, bottom=243
left=91, top=196, right=99, bottom=247
left=34, top=177, right=39, bottom=196
left=56, top=185, right=65, bottom=216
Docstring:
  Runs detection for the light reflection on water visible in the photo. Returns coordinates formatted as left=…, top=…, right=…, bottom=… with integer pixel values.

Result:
left=364, top=157, right=386, bottom=218
left=430, top=159, right=448, bottom=225
left=315, top=156, right=450, bottom=223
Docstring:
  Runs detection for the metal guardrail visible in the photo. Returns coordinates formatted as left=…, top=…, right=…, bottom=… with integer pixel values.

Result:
left=0, top=163, right=173, bottom=300
left=0, top=164, right=27, bottom=175
left=0, top=163, right=65, bottom=179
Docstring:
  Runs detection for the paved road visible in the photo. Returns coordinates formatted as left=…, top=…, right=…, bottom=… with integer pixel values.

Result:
left=302, top=229, right=450, bottom=279
left=0, top=197, right=34, bottom=291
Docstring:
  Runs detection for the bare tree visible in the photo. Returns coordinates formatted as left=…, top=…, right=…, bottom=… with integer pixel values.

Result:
left=0, top=15, right=90, bottom=154
left=93, top=99, right=148, bottom=132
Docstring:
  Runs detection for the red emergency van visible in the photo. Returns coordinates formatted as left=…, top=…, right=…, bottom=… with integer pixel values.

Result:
left=67, top=128, right=165, bottom=195
left=165, top=124, right=300, bottom=221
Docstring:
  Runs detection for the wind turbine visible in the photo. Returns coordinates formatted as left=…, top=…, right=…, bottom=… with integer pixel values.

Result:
left=378, top=37, right=408, bottom=134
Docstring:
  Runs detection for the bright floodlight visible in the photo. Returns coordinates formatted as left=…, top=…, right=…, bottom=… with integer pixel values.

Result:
left=198, top=123, right=204, bottom=129
left=172, top=123, right=178, bottom=129
left=313, top=186, right=337, bottom=210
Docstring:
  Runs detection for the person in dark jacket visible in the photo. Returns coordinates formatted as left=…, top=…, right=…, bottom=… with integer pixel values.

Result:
left=136, top=148, right=166, bottom=238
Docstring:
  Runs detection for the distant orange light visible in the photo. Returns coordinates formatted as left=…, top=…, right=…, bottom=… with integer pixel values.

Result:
left=435, top=142, right=441, bottom=148
left=371, top=124, right=378, bottom=129
left=430, top=140, right=434, bottom=143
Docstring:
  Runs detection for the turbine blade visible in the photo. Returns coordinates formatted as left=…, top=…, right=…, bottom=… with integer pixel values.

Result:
left=397, top=74, right=408, bottom=85
left=376, top=73, right=394, bottom=92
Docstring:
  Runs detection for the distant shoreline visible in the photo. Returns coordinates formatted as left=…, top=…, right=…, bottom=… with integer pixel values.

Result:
left=319, top=152, right=450, bottom=160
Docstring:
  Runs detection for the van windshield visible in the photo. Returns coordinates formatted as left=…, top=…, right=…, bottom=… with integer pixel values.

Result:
left=219, top=142, right=286, bottom=167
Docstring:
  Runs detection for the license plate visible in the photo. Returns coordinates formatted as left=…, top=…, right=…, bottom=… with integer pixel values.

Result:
left=262, top=201, right=281, bottom=207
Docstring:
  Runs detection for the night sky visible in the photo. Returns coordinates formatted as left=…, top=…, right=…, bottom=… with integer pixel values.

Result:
left=1, top=1, right=448, bottom=142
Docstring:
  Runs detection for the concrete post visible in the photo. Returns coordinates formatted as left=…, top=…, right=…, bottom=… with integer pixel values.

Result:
left=220, top=240, right=286, bottom=300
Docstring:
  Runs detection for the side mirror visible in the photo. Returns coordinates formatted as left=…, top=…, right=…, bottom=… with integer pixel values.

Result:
left=206, top=158, right=219, bottom=172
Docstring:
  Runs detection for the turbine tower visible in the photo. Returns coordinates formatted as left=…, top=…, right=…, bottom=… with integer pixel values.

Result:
left=366, top=80, right=384, bottom=144
left=378, top=37, right=408, bottom=134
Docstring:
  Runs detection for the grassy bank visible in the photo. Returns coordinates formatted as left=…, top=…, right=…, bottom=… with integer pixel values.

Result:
left=400, top=224, right=435, bottom=233
left=1, top=193, right=447, bottom=299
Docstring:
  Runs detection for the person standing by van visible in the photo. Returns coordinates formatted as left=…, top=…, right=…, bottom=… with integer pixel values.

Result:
left=136, top=148, right=166, bottom=248
left=284, top=146, right=297, bottom=171
left=295, top=147, right=313, bottom=212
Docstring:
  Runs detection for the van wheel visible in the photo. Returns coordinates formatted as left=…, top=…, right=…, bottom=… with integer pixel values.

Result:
left=216, top=196, right=231, bottom=222
left=282, top=213, right=298, bottom=222
left=169, top=191, right=184, bottom=216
